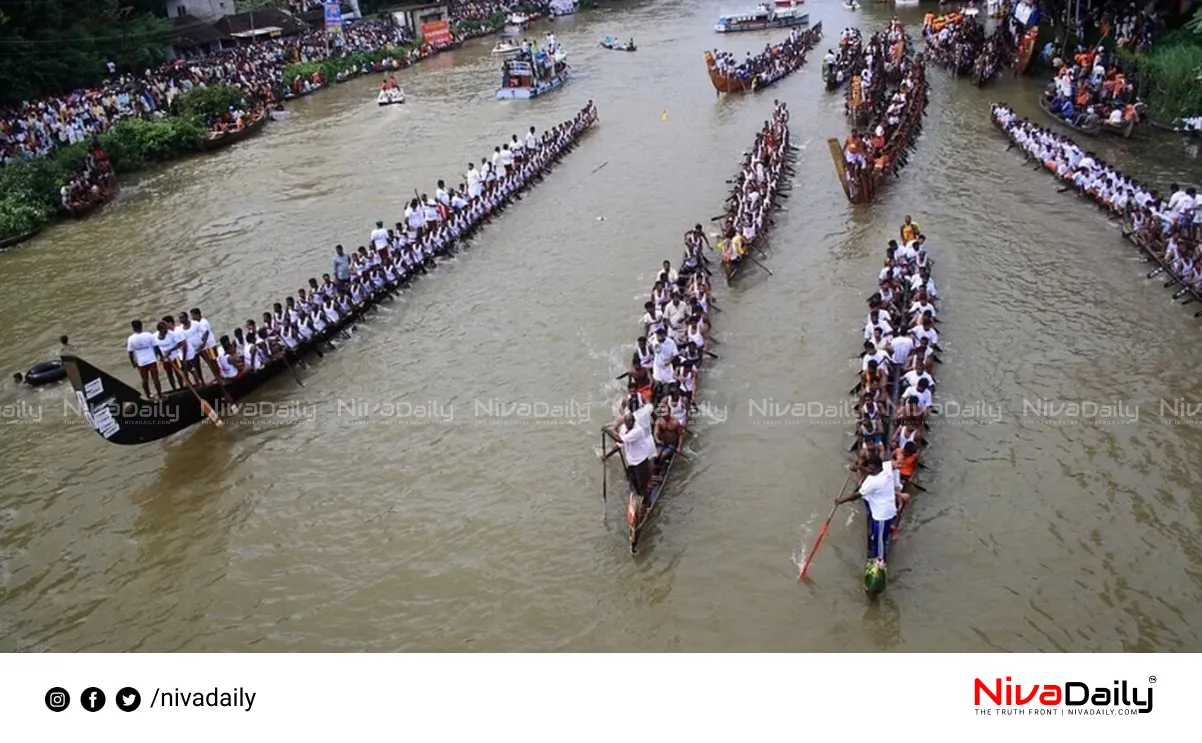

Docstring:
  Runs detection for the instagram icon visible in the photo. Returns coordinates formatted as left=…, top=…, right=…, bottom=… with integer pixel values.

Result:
left=45, top=687, right=70, bottom=712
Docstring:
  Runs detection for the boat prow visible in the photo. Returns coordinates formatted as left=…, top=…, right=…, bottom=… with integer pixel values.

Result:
left=62, top=354, right=212, bottom=445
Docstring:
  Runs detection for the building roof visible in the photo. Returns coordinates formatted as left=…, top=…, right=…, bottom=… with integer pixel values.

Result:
left=213, top=8, right=309, bottom=37
left=172, top=14, right=229, bottom=47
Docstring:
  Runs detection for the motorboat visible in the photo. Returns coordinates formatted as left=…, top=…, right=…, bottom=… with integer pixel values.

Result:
left=714, top=3, right=809, bottom=33
left=497, top=49, right=570, bottom=100
left=600, top=36, right=637, bottom=52
left=491, top=34, right=523, bottom=56
left=377, top=88, right=406, bottom=106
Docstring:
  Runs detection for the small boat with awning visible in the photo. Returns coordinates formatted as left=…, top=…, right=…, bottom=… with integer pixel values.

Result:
left=496, top=50, right=570, bottom=100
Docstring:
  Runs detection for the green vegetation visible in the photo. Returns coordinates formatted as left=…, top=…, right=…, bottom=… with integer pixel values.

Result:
left=1118, top=29, right=1202, bottom=122
left=175, top=85, right=250, bottom=120
left=0, top=0, right=173, bottom=105
left=452, top=12, right=507, bottom=36
left=0, top=116, right=205, bottom=242
left=282, top=45, right=421, bottom=86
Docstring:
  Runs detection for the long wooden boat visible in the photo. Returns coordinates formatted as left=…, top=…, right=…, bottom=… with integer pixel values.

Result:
left=199, top=112, right=269, bottom=152
left=1121, top=223, right=1202, bottom=311
left=602, top=110, right=792, bottom=554
left=63, top=294, right=375, bottom=445
left=65, top=106, right=599, bottom=446
left=703, top=23, right=822, bottom=95
left=844, top=225, right=936, bottom=596
left=829, top=59, right=928, bottom=204
left=1149, top=119, right=1201, bottom=138
left=991, top=102, right=1202, bottom=315
left=68, top=187, right=118, bottom=219
left=0, top=225, right=43, bottom=251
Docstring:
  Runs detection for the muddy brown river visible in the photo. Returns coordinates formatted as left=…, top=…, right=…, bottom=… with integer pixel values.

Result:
left=1, top=1, right=1200, bottom=651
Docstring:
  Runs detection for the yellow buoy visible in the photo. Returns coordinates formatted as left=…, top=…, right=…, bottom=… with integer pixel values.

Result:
left=661, top=109, right=668, bottom=122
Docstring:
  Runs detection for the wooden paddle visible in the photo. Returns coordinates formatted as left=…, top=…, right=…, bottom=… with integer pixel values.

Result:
left=281, top=352, right=306, bottom=387
left=174, top=359, right=222, bottom=427
left=746, top=254, right=774, bottom=276
left=797, top=468, right=855, bottom=581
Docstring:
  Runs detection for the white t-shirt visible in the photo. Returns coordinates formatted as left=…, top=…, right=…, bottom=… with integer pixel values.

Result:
left=859, top=462, right=898, bottom=521
left=902, top=369, right=934, bottom=390
left=217, top=353, right=239, bottom=379
left=154, top=331, right=182, bottom=362
left=126, top=331, right=158, bottom=367
left=181, top=323, right=205, bottom=360
left=620, top=422, right=656, bottom=467
left=371, top=227, right=389, bottom=249
left=656, top=336, right=678, bottom=364
left=903, top=385, right=933, bottom=411
left=196, top=318, right=217, bottom=350
left=861, top=349, right=888, bottom=372
left=889, top=334, right=914, bottom=365
left=913, top=326, right=938, bottom=346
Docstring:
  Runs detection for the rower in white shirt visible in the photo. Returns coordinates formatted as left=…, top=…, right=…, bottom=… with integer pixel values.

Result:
left=466, top=163, right=482, bottom=198
left=370, top=220, right=389, bottom=250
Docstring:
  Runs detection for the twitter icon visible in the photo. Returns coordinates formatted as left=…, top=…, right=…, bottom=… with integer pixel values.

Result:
left=116, top=687, right=141, bottom=712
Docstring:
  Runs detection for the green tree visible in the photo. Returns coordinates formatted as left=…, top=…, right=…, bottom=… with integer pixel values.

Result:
left=0, top=0, right=173, bottom=104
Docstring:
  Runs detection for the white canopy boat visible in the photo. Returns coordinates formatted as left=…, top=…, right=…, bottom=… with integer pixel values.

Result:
left=491, top=34, right=523, bottom=56
left=376, top=88, right=406, bottom=106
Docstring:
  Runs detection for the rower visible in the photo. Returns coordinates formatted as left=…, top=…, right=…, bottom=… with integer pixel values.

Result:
left=658, top=260, right=678, bottom=285
left=370, top=221, right=388, bottom=250
left=862, top=358, right=888, bottom=396
left=176, top=311, right=207, bottom=386
left=615, top=412, right=656, bottom=505
left=153, top=320, right=184, bottom=391
left=857, top=397, right=887, bottom=459
left=126, top=319, right=162, bottom=399
left=894, top=441, right=920, bottom=488
left=654, top=407, right=683, bottom=461
left=836, top=454, right=906, bottom=572
left=216, top=336, right=241, bottom=379
left=634, top=336, right=654, bottom=370
left=892, top=417, right=923, bottom=454
left=332, top=245, right=351, bottom=286
left=899, top=377, right=933, bottom=422
left=718, top=228, right=745, bottom=281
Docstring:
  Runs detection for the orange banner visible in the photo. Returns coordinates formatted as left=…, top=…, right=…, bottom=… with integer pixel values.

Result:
left=422, top=20, right=453, bottom=48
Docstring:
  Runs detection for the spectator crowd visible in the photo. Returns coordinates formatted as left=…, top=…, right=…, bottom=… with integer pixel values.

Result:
left=0, top=2, right=551, bottom=168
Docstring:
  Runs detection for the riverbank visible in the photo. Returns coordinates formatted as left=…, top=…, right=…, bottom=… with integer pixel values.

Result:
left=0, top=8, right=549, bottom=250
left=1118, top=30, right=1202, bottom=124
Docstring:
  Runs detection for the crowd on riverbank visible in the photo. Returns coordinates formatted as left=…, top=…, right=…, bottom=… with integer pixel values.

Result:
left=0, top=3, right=561, bottom=245
left=0, top=3, right=554, bottom=169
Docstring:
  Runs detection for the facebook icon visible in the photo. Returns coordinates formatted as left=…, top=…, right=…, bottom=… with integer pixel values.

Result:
left=81, top=687, right=106, bottom=712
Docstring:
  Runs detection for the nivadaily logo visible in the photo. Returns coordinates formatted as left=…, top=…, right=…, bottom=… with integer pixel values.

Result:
left=974, top=677, right=1153, bottom=715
